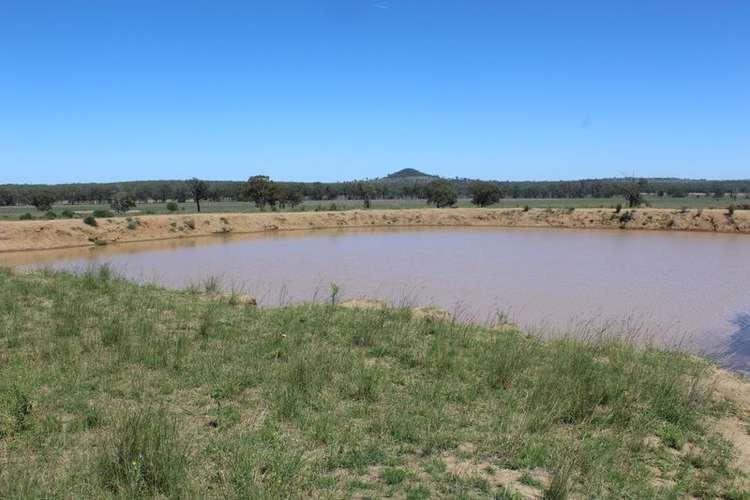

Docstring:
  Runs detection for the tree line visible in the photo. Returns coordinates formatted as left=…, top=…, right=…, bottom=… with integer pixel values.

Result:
left=1, top=176, right=748, bottom=210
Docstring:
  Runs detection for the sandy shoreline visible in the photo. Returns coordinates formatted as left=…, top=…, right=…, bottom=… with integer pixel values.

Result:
left=0, top=207, right=748, bottom=253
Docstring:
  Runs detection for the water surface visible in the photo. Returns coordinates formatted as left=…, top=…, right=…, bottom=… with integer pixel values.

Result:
left=4, top=227, right=750, bottom=372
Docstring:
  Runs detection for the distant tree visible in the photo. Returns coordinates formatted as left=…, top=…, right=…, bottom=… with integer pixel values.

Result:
left=110, top=192, right=136, bottom=214
left=356, top=182, right=376, bottom=209
left=468, top=181, right=503, bottom=207
left=166, top=201, right=179, bottom=212
left=425, top=180, right=458, bottom=208
left=285, top=185, right=304, bottom=208
left=158, top=183, right=171, bottom=202
left=0, top=187, right=18, bottom=206
left=187, top=178, right=209, bottom=213
left=173, top=187, right=189, bottom=203
left=30, top=192, right=56, bottom=212
left=622, top=178, right=647, bottom=208
left=243, top=175, right=280, bottom=210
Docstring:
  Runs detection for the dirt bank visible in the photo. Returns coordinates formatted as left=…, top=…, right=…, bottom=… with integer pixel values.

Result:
left=0, top=207, right=748, bottom=253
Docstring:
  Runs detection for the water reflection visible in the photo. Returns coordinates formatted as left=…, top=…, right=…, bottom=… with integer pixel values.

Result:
left=720, top=313, right=750, bottom=375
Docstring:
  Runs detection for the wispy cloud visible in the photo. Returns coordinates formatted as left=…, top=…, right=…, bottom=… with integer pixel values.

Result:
left=370, top=3, right=389, bottom=9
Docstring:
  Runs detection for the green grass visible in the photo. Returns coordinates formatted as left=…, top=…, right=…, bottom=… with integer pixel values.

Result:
left=1, top=195, right=746, bottom=220
left=0, top=268, right=747, bottom=498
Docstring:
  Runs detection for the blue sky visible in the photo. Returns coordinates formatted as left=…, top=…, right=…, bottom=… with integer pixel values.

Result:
left=1, top=1, right=748, bottom=184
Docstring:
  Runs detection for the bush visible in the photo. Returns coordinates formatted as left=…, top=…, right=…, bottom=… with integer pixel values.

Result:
left=618, top=211, right=633, bottom=224
left=614, top=204, right=622, bottom=213
left=45, top=211, right=57, bottom=219
left=98, top=408, right=187, bottom=497
left=19, top=213, right=34, bottom=220
left=92, top=209, right=113, bottom=218
left=61, top=209, right=75, bottom=218
left=727, top=205, right=735, bottom=217
left=522, top=205, right=530, bottom=212
left=166, top=202, right=179, bottom=212
left=83, top=216, right=98, bottom=227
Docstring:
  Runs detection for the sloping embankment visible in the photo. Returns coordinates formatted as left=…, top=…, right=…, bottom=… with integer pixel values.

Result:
left=0, top=207, right=748, bottom=253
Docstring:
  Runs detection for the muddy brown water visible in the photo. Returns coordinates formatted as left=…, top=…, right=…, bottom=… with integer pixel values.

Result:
left=3, top=227, right=750, bottom=373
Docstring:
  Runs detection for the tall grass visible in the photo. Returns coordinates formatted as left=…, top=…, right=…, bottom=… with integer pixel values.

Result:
left=0, top=268, right=743, bottom=498
left=98, top=408, right=187, bottom=497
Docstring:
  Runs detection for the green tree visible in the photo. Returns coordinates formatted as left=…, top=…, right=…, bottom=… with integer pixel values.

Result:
left=30, top=192, right=55, bottom=212
left=110, top=192, right=136, bottom=214
left=243, top=175, right=279, bottom=210
left=622, top=178, right=647, bottom=208
left=468, top=181, right=503, bottom=207
left=356, top=182, right=376, bottom=209
left=425, top=180, right=458, bottom=208
left=187, top=178, right=209, bottom=213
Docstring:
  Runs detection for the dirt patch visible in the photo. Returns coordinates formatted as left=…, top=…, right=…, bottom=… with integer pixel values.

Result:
left=1, top=207, right=747, bottom=253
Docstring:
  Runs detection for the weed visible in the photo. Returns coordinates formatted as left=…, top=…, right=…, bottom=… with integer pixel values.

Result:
left=519, top=472, right=544, bottom=489
left=329, top=282, right=341, bottom=305
left=618, top=211, right=633, bottom=224
left=381, top=467, right=409, bottom=485
left=203, top=275, right=221, bottom=293
left=98, top=408, right=187, bottom=497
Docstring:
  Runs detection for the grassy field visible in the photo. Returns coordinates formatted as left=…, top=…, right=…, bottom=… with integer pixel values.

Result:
left=1, top=195, right=746, bottom=221
left=0, top=268, right=747, bottom=498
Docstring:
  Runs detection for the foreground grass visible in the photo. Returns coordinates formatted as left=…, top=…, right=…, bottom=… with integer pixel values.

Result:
left=0, top=268, right=747, bottom=498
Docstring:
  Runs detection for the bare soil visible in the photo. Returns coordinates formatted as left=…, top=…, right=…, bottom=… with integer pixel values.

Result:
left=1, top=207, right=748, bottom=253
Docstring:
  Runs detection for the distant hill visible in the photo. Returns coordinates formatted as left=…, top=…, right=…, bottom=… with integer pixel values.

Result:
left=376, top=169, right=439, bottom=186
left=385, top=168, right=437, bottom=179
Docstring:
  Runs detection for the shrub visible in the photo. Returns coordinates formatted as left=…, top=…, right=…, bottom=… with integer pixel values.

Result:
left=126, top=219, right=140, bottom=230
left=83, top=215, right=98, bottom=227
left=45, top=210, right=57, bottom=219
left=328, top=203, right=338, bottom=211
left=98, top=408, right=187, bottom=497
left=19, top=213, right=34, bottom=220
left=92, top=209, right=114, bottom=218
left=166, top=201, right=179, bottom=212
left=727, top=205, right=735, bottom=217
left=618, top=211, right=633, bottom=224
left=614, top=204, right=622, bottom=213
left=522, top=205, right=530, bottom=212
left=61, top=209, right=75, bottom=218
